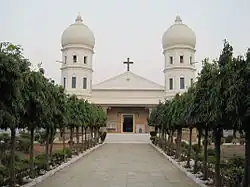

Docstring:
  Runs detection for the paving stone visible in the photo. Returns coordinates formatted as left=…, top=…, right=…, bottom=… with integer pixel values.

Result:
left=33, top=144, right=200, bottom=187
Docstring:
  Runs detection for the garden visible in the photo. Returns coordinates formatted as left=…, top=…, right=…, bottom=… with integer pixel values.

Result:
left=0, top=42, right=107, bottom=187
left=148, top=41, right=250, bottom=187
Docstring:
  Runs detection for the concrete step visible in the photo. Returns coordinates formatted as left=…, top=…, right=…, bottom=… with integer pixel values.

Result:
left=105, top=133, right=150, bottom=144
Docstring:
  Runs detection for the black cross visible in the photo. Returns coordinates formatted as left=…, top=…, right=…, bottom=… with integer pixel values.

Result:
left=123, top=58, right=134, bottom=71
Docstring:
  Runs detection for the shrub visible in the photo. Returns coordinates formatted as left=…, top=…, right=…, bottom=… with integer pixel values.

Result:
left=221, top=137, right=225, bottom=145
left=180, top=141, right=189, bottom=150
left=150, top=136, right=157, bottom=144
left=34, top=154, right=47, bottom=170
left=202, top=138, right=212, bottom=146
left=52, top=150, right=64, bottom=165
left=0, top=165, right=8, bottom=185
left=19, top=131, right=30, bottom=139
left=16, top=137, right=31, bottom=153
left=232, top=138, right=239, bottom=144
left=208, top=156, right=216, bottom=164
left=227, top=167, right=244, bottom=186
left=239, top=138, right=245, bottom=145
left=68, top=140, right=75, bottom=145
left=192, top=143, right=202, bottom=153
left=228, top=156, right=244, bottom=168
left=225, top=135, right=234, bottom=143
left=150, top=131, right=157, bottom=137
left=207, top=148, right=216, bottom=156
left=100, top=132, right=107, bottom=142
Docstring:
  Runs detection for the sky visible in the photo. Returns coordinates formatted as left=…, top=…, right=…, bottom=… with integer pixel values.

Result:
left=1, top=0, right=250, bottom=85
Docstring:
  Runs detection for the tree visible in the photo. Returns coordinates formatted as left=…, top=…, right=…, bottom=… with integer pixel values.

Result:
left=0, top=42, right=30, bottom=186
left=22, top=70, right=47, bottom=178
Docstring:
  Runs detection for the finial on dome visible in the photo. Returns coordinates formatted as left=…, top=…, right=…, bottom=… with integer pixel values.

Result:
left=75, top=13, right=83, bottom=23
left=175, top=15, right=182, bottom=24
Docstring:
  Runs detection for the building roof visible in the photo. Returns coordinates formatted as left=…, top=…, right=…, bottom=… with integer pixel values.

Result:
left=93, top=71, right=164, bottom=91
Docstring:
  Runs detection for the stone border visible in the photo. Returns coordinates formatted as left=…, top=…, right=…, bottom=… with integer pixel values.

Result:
left=22, top=143, right=105, bottom=187
left=150, top=143, right=208, bottom=187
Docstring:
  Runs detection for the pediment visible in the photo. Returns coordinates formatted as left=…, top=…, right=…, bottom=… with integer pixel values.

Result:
left=93, top=71, right=164, bottom=90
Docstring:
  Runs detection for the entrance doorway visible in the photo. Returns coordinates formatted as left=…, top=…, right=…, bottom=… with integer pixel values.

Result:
left=122, top=114, right=133, bottom=133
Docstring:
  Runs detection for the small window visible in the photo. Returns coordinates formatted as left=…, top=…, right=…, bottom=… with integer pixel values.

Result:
left=64, top=56, right=67, bottom=64
left=73, top=55, right=77, bottom=63
left=83, top=77, right=87, bottom=89
left=191, top=78, right=193, bottom=85
left=72, top=77, right=76, bottom=88
left=190, top=56, right=192, bottom=64
left=180, top=56, right=184, bottom=63
left=169, top=56, right=173, bottom=64
left=169, top=78, right=173, bottom=90
left=84, top=56, right=87, bottom=64
left=63, top=77, right=66, bottom=88
left=180, top=77, right=185, bottom=89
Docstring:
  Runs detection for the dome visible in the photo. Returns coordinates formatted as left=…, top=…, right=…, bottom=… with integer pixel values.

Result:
left=61, top=14, right=95, bottom=48
left=162, top=16, right=196, bottom=49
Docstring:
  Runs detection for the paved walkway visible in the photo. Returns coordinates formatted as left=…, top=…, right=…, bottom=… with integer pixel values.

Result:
left=34, top=144, right=199, bottom=187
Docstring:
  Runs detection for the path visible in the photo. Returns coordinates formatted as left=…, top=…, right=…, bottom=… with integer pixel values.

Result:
left=34, top=143, right=199, bottom=187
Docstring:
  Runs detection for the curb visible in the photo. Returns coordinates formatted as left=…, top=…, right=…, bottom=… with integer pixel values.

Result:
left=150, top=143, right=208, bottom=187
left=22, top=143, right=105, bottom=187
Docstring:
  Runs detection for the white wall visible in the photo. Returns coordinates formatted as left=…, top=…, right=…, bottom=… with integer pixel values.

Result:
left=163, top=46, right=196, bottom=97
left=91, top=89, right=165, bottom=105
left=61, top=45, right=94, bottom=99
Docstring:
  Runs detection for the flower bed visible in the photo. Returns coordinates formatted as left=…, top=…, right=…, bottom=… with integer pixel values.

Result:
left=150, top=137, right=244, bottom=187
left=0, top=141, right=104, bottom=187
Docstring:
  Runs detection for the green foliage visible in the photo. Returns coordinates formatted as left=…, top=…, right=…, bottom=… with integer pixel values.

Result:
left=192, top=143, right=202, bottom=153
left=221, top=137, right=225, bottom=145
left=207, top=148, right=216, bottom=156
left=100, top=132, right=107, bottom=142
left=150, top=131, right=157, bottom=136
left=239, top=138, right=245, bottom=145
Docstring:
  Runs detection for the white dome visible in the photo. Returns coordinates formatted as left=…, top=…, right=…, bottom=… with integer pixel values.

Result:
left=162, top=16, right=196, bottom=49
left=61, top=15, right=95, bottom=48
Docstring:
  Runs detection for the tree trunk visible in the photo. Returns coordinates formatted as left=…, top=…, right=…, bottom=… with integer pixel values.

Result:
left=242, top=129, right=250, bottom=187
left=30, top=128, right=35, bottom=178
left=62, top=127, right=66, bottom=162
left=161, top=126, right=164, bottom=149
left=215, top=127, right=221, bottom=187
left=167, top=130, right=171, bottom=152
left=84, top=127, right=87, bottom=150
left=164, top=129, right=167, bottom=151
left=76, top=126, right=79, bottom=154
left=10, top=128, right=16, bottom=187
left=233, top=128, right=237, bottom=138
left=81, top=126, right=84, bottom=152
left=90, top=128, right=93, bottom=148
left=170, top=129, right=174, bottom=149
left=176, top=127, right=182, bottom=159
left=97, top=127, right=100, bottom=144
left=45, top=127, right=50, bottom=170
left=194, top=128, right=202, bottom=173
left=187, top=127, right=193, bottom=168
left=69, top=127, right=73, bottom=150
left=49, top=133, right=53, bottom=158
left=203, top=126, right=208, bottom=180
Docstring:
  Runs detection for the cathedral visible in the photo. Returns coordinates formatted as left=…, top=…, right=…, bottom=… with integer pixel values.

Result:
left=60, top=14, right=196, bottom=133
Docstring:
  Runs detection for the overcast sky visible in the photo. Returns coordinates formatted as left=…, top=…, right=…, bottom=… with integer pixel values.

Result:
left=1, top=0, right=250, bottom=85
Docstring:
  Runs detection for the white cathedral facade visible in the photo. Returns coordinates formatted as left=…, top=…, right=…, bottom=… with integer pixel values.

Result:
left=59, top=14, right=196, bottom=133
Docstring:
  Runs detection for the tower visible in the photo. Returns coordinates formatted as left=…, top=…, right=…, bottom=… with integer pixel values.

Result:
left=162, top=16, right=196, bottom=99
left=60, top=14, right=95, bottom=100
